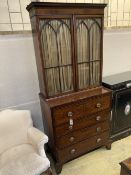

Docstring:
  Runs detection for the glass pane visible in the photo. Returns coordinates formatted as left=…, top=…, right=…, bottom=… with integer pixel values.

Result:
left=40, top=19, right=71, bottom=67
left=90, top=61, right=100, bottom=86
left=76, top=18, right=101, bottom=89
left=57, top=22, right=72, bottom=66
left=45, top=68, right=60, bottom=96
left=40, top=19, right=73, bottom=96
left=90, top=20, right=101, bottom=61
left=78, top=63, right=90, bottom=89
left=76, top=20, right=90, bottom=63
left=60, top=66, right=73, bottom=92
left=95, top=18, right=101, bottom=26
left=45, top=66, right=73, bottom=96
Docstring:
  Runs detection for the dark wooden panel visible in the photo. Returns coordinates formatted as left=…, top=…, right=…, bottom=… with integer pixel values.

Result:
left=35, top=8, right=104, bottom=16
left=120, top=157, right=131, bottom=175
left=40, top=97, right=55, bottom=151
left=43, top=87, right=112, bottom=108
left=57, top=131, right=109, bottom=163
left=27, top=2, right=106, bottom=17
left=56, top=121, right=109, bottom=149
left=55, top=110, right=110, bottom=137
left=27, top=2, right=107, bottom=11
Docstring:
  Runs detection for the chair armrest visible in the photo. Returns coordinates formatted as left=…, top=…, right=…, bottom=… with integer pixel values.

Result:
left=28, top=127, right=48, bottom=157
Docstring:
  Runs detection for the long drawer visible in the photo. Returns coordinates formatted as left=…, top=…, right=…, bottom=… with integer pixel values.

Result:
left=56, top=121, right=109, bottom=149
left=57, top=131, right=109, bottom=163
left=84, top=95, right=111, bottom=115
left=55, top=110, right=110, bottom=137
left=53, top=94, right=111, bottom=127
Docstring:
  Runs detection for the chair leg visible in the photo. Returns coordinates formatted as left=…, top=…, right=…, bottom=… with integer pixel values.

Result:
left=40, top=167, right=52, bottom=175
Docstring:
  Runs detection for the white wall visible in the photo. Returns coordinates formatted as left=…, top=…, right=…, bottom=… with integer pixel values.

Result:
left=0, top=30, right=131, bottom=130
left=1, top=0, right=131, bottom=31
left=0, top=33, right=44, bottom=131
left=103, top=29, right=131, bottom=76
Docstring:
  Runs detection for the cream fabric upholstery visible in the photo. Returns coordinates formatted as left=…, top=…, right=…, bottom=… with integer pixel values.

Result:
left=0, top=109, right=50, bottom=175
left=0, top=110, right=32, bottom=154
left=28, top=127, right=48, bottom=157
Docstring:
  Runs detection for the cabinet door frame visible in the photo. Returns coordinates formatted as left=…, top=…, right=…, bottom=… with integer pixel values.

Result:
left=73, top=15, right=104, bottom=90
left=37, top=15, right=76, bottom=98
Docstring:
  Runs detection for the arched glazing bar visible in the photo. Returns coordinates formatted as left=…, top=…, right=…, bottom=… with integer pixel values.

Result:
left=76, top=19, right=90, bottom=89
left=40, top=19, right=73, bottom=96
left=90, top=21, right=101, bottom=86
left=76, top=18, right=102, bottom=89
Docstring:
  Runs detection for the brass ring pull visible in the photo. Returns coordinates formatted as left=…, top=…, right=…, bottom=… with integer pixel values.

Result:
left=70, top=149, right=76, bottom=154
left=68, top=111, right=73, bottom=117
left=69, top=137, right=75, bottom=142
left=96, top=103, right=102, bottom=108
left=97, top=138, right=102, bottom=143
left=96, top=116, right=101, bottom=121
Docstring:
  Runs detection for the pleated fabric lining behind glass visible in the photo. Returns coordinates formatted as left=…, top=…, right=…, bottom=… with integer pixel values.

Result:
left=77, top=18, right=101, bottom=89
left=40, top=18, right=101, bottom=96
left=40, top=19, right=73, bottom=96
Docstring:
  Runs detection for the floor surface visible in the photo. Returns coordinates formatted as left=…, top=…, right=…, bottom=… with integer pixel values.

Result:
left=50, top=135, right=131, bottom=175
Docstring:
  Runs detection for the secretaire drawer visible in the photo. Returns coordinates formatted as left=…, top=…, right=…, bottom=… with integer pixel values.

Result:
left=53, top=103, right=83, bottom=126
left=84, top=95, right=111, bottom=115
left=56, top=121, right=109, bottom=149
left=55, top=110, right=110, bottom=137
left=57, top=131, right=109, bottom=163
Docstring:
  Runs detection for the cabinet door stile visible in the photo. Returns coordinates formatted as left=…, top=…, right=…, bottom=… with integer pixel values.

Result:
left=71, top=15, right=79, bottom=91
left=37, top=17, right=49, bottom=98
left=100, top=16, right=104, bottom=85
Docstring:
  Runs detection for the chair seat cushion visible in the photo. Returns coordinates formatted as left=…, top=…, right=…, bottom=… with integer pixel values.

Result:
left=0, top=144, right=50, bottom=175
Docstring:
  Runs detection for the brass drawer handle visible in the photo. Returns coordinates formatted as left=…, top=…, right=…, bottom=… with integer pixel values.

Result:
left=70, top=149, right=76, bottom=154
left=96, top=103, right=102, bottom=108
left=96, top=116, right=101, bottom=121
left=96, top=127, right=101, bottom=132
left=68, top=111, right=73, bottom=117
left=97, top=138, right=102, bottom=143
left=69, top=137, right=75, bottom=142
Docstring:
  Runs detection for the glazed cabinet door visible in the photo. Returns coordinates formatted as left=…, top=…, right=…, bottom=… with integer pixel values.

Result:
left=75, top=17, right=102, bottom=89
left=39, top=18, right=74, bottom=97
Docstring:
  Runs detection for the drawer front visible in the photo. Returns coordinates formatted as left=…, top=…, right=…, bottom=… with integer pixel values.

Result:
left=84, top=95, right=111, bottom=115
left=57, top=131, right=109, bottom=163
left=55, top=110, right=110, bottom=137
left=53, top=103, right=83, bottom=126
left=56, top=121, right=109, bottom=149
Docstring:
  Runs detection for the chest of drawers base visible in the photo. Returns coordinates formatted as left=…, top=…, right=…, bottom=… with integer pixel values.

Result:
left=40, top=87, right=112, bottom=174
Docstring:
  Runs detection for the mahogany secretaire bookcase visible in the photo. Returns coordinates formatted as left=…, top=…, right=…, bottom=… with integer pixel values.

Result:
left=27, top=2, right=112, bottom=174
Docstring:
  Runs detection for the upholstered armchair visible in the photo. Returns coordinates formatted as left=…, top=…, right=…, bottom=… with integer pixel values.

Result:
left=0, top=109, right=52, bottom=175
